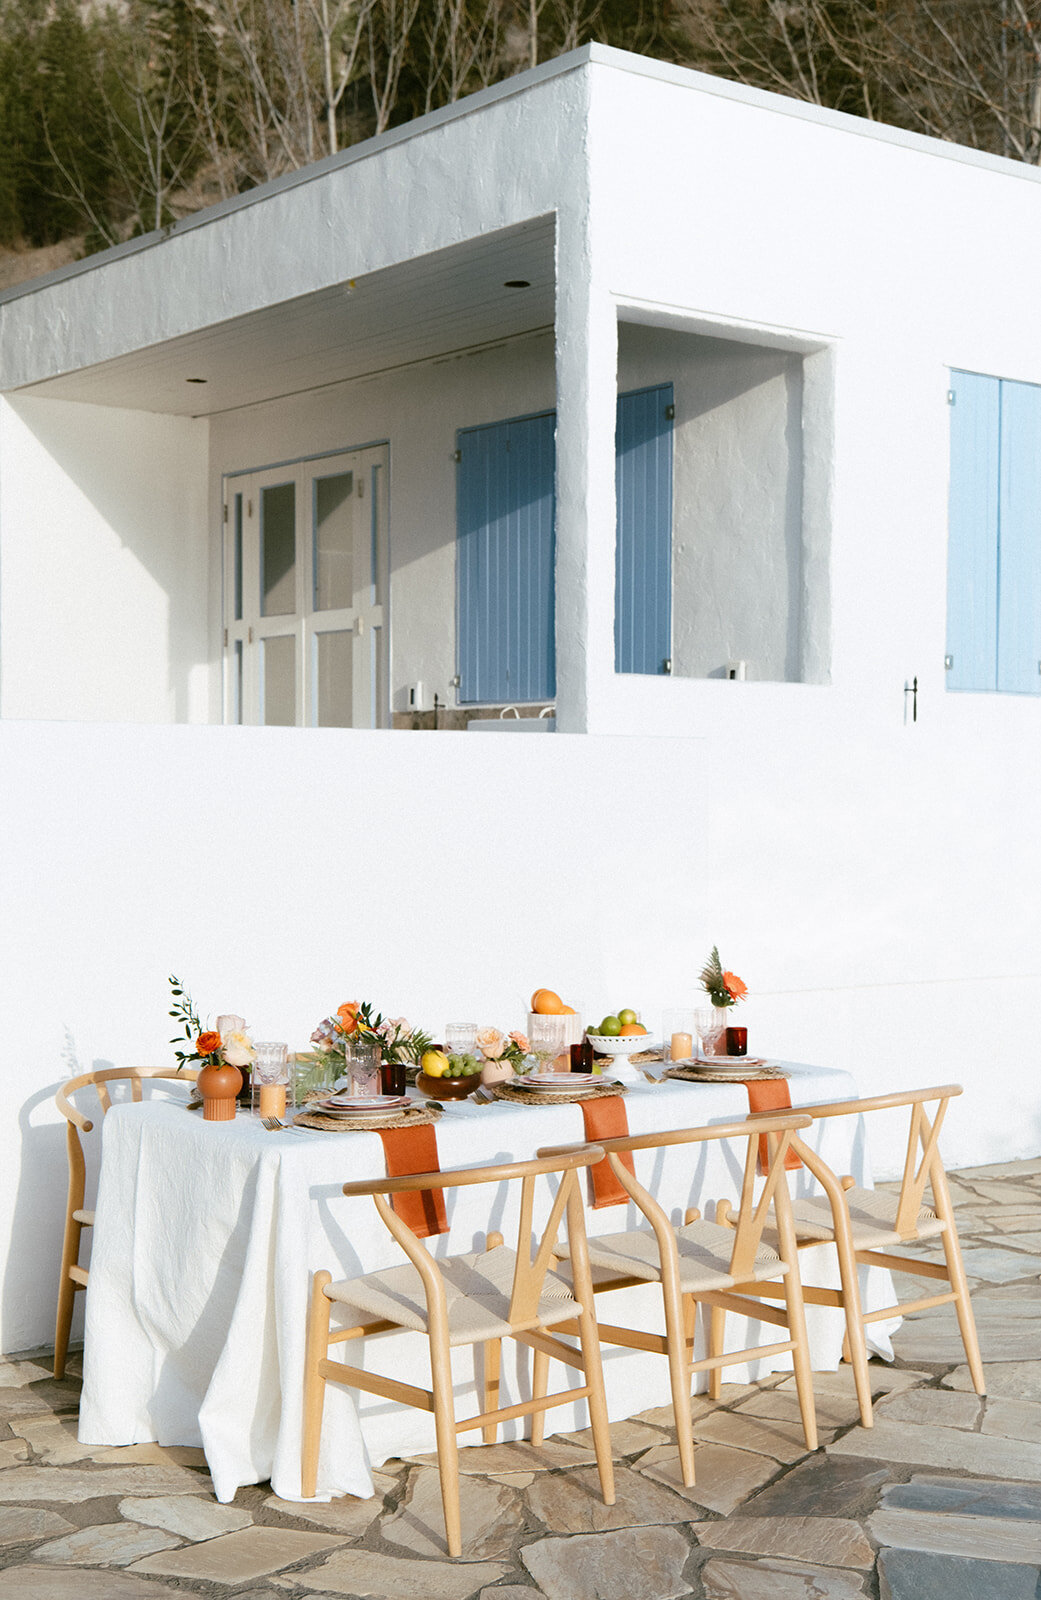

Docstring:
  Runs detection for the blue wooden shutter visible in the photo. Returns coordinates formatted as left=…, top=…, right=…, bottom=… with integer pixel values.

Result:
left=456, top=411, right=556, bottom=704
left=615, top=384, right=673, bottom=674
left=946, top=371, right=999, bottom=691
left=997, top=378, right=1041, bottom=695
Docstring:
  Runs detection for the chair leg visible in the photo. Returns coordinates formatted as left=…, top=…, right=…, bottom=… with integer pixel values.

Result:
left=939, top=1223, right=985, bottom=1395
left=529, top=1345, right=549, bottom=1446
left=706, top=1304, right=726, bottom=1401
left=662, top=1282, right=696, bottom=1488
left=54, top=1221, right=83, bottom=1381
left=430, top=1330, right=462, bottom=1557
left=482, top=1338, right=502, bottom=1444
left=301, top=1272, right=332, bottom=1499
left=780, top=1267, right=818, bottom=1452
left=573, top=1301, right=616, bottom=1507
left=829, top=1226, right=874, bottom=1429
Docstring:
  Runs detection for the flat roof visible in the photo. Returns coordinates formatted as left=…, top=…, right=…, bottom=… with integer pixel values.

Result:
left=3, top=41, right=1040, bottom=310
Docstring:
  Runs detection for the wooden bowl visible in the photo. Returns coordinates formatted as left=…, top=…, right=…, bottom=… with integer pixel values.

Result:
left=416, top=1071, right=475, bottom=1100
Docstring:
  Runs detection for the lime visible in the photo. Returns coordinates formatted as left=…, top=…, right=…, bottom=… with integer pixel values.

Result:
left=599, top=1015, right=622, bottom=1036
left=618, top=1008, right=638, bottom=1026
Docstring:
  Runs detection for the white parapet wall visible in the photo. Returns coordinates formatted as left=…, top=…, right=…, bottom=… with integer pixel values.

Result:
left=0, top=716, right=1038, bottom=1354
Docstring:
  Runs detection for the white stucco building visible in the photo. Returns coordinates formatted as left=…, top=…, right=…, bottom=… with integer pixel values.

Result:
left=1, top=45, right=1039, bottom=1354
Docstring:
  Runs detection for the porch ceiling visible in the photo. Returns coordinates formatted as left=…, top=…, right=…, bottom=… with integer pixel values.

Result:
left=15, top=217, right=555, bottom=418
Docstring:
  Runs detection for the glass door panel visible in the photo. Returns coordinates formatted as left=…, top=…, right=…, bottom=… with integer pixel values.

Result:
left=262, top=635, right=296, bottom=726
left=315, top=629, right=353, bottom=726
left=261, top=482, right=296, bottom=616
left=314, top=472, right=354, bottom=611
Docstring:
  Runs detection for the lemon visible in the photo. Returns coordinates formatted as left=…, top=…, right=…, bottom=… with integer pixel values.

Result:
left=421, top=1050, right=450, bottom=1078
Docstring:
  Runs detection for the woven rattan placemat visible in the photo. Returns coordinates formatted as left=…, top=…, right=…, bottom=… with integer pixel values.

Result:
left=492, top=1078, right=629, bottom=1107
left=664, top=1063, right=787, bottom=1085
left=293, top=1102, right=443, bottom=1132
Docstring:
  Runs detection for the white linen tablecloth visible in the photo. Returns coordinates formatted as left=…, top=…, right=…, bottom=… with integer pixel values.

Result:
left=79, top=1062, right=897, bottom=1503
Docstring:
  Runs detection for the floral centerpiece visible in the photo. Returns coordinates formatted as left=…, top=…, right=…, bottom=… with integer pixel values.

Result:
left=698, top=947, right=748, bottom=1010
left=308, top=1000, right=433, bottom=1089
left=169, top=976, right=256, bottom=1119
left=475, top=1028, right=530, bottom=1072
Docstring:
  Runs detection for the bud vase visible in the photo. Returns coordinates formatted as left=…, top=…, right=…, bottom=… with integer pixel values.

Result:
left=197, top=1060, right=243, bottom=1121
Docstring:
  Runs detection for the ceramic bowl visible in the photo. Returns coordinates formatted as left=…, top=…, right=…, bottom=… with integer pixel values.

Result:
left=416, top=1071, right=475, bottom=1099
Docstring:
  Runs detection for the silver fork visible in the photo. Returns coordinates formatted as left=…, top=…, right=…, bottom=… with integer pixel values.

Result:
left=261, top=1116, right=287, bottom=1131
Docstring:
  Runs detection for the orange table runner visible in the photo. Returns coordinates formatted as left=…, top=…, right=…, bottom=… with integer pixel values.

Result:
left=581, top=1097, right=636, bottom=1207
left=378, top=1124, right=449, bottom=1238
left=745, top=1078, right=802, bottom=1171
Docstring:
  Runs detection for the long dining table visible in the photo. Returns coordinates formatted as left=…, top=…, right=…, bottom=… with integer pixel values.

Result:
left=78, top=1060, right=898, bottom=1504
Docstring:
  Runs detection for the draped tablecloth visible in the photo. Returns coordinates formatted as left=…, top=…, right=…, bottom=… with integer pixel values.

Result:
left=79, top=1062, right=897, bottom=1503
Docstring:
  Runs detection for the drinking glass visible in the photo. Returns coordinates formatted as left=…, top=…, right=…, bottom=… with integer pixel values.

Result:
left=445, top=1024, right=478, bottom=1058
left=347, top=1038, right=381, bottom=1097
left=529, top=1015, right=567, bottom=1074
left=252, top=1041, right=290, bottom=1116
left=694, top=1008, right=728, bottom=1059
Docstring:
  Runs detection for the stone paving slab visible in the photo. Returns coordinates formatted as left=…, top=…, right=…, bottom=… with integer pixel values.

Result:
left=0, top=1507, right=76, bottom=1547
left=827, top=1416, right=1041, bottom=1478
left=871, top=1504, right=1041, bottom=1563
left=691, top=1408, right=833, bottom=1463
left=525, top=1463, right=694, bottom=1535
left=405, top=1438, right=595, bottom=1474
left=943, top=1360, right=1041, bottom=1401
left=381, top=1468, right=520, bottom=1560
left=743, top=1454, right=891, bottom=1519
left=291, top=1548, right=509, bottom=1597
left=0, top=1462, right=211, bottom=1500
left=128, top=1526, right=345, bottom=1582
left=877, top=1548, right=1041, bottom=1600
left=33, top=1520, right=183, bottom=1567
left=119, top=1492, right=254, bottom=1540
left=692, top=1513, right=874, bottom=1567
left=635, top=1442, right=778, bottom=1515
left=521, top=1525, right=692, bottom=1600
left=0, top=1570, right=185, bottom=1598
left=980, top=1396, right=1041, bottom=1441
left=881, top=1474, right=1041, bottom=1519
left=556, top=1418, right=669, bottom=1455
left=699, top=1556, right=868, bottom=1597
left=265, top=1486, right=390, bottom=1538
left=873, top=1387, right=983, bottom=1429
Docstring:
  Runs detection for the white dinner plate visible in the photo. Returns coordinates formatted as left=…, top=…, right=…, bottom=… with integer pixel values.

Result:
left=515, top=1073, right=619, bottom=1094
left=679, top=1057, right=775, bottom=1075
left=314, top=1094, right=410, bottom=1113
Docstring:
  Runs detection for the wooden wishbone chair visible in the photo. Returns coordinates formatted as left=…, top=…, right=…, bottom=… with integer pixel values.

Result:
left=53, top=1065, right=199, bottom=1379
left=536, top=1111, right=818, bottom=1491
left=301, top=1144, right=615, bottom=1558
left=764, top=1084, right=985, bottom=1428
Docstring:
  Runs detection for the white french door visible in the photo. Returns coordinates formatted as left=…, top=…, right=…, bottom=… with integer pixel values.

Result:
left=223, top=445, right=389, bottom=728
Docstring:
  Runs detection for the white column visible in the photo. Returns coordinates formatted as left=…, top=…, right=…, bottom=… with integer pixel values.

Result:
left=553, top=213, right=618, bottom=734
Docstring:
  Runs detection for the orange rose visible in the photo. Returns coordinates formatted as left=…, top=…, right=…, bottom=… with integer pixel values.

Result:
left=196, top=1031, right=223, bottom=1056
left=722, top=972, right=748, bottom=1002
left=336, top=1001, right=361, bottom=1034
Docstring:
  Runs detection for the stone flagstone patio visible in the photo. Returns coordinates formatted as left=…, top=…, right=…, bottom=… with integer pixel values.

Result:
left=1, top=1158, right=1039, bottom=1600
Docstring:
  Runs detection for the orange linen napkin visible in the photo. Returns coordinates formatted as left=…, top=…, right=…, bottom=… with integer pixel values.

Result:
left=378, top=1125, right=449, bottom=1238
left=745, top=1078, right=802, bottom=1172
left=581, top=1097, right=636, bottom=1208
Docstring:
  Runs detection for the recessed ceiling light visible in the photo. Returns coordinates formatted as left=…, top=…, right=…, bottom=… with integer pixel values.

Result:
left=186, top=377, right=208, bottom=384
left=504, top=279, right=531, bottom=289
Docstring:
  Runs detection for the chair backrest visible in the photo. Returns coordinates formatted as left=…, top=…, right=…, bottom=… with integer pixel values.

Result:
left=542, top=1113, right=813, bottom=1283
left=787, top=1084, right=963, bottom=1236
left=341, top=1144, right=606, bottom=1332
left=56, top=1065, right=200, bottom=1135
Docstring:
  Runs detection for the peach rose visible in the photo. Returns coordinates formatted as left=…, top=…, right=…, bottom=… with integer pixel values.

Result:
left=196, top=1031, right=222, bottom=1057
left=476, top=1027, right=506, bottom=1060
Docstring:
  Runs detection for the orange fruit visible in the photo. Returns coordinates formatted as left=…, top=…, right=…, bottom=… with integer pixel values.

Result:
left=532, top=989, right=565, bottom=1015
left=619, top=1022, right=648, bottom=1036
left=561, top=1005, right=577, bottom=1015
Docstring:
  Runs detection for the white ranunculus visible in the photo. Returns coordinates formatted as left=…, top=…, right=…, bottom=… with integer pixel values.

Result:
left=216, top=1013, right=246, bottom=1035
left=222, top=1028, right=255, bottom=1067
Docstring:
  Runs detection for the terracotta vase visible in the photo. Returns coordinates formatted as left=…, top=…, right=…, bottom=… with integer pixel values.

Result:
left=198, top=1059, right=242, bottom=1121
left=480, top=1057, right=514, bottom=1087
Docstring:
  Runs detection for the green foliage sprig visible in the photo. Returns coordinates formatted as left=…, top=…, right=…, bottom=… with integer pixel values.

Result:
left=168, top=973, right=203, bottom=1070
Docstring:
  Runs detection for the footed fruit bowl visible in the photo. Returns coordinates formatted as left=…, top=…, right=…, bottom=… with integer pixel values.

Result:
left=586, top=1033, right=657, bottom=1058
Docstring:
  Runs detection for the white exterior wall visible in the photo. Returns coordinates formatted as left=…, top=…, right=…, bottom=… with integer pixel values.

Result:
left=0, top=398, right=209, bottom=721
left=1, top=716, right=1037, bottom=1354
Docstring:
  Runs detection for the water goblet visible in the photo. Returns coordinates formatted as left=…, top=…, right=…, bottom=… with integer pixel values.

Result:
left=252, top=1041, right=289, bottom=1117
left=445, top=1024, right=478, bottom=1058
left=529, top=1015, right=567, bottom=1074
left=694, top=1008, right=728, bottom=1059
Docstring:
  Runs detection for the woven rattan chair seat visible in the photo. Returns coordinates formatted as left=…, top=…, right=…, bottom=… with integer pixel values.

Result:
left=325, top=1243, right=579, bottom=1346
left=788, top=1185, right=945, bottom=1249
left=572, top=1218, right=786, bottom=1293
